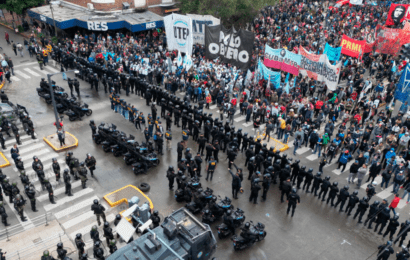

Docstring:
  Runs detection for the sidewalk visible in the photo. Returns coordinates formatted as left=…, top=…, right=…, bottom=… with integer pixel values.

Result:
left=43, top=131, right=79, bottom=152
left=0, top=220, right=75, bottom=260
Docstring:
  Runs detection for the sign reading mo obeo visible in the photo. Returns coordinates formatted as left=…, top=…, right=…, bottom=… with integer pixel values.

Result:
left=340, top=34, right=366, bottom=58
left=87, top=21, right=108, bottom=31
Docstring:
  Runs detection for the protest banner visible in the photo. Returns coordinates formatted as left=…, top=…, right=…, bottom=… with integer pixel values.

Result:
left=340, top=35, right=366, bottom=58
left=263, top=44, right=301, bottom=75
left=187, top=14, right=220, bottom=44
left=164, top=14, right=193, bottom=56
left=299, top=46, right=341, bottom=91
left=205, top=24, right=254, bottom=70
left=385, top=4, right=410, bottom=26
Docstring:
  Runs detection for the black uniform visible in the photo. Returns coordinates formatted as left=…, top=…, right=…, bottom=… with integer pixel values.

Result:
left=383, top=217, right=400, bottom=240
left=353, top=198, right=369, bottom=223
left=249, top=182, right=261, bottom=204
left=287, top=191, right=301, bottom=217
left=334, top=188, right=349, bottom=211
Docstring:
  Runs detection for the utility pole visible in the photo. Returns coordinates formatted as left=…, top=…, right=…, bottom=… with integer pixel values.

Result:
left=47, top=70, right=75, bottom=131
left=49, top=2, right=57, bottom=37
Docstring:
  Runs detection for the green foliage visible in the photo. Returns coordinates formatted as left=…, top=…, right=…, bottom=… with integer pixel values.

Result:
left=180, top=0, right=277, bottom=28
left=17, top=25, right=23, bottom=32
left=0, top=0, right=44, bottom=15
left=51, top=36, right=58, bottom=44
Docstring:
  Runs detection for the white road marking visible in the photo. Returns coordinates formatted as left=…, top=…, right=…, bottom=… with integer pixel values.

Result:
left=24, top=68, right=40, bottom=77
left=54, top=196, right=99, bottom=219
left=43, top=188, right=94, bottom=211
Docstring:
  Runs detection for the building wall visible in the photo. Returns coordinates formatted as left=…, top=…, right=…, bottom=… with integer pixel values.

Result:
left=63, top=0, right=168, bottom=15
left=0, top=10, right=31, bottom=27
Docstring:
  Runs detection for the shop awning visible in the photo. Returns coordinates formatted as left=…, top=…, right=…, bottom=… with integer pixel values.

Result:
left=28, top=5, right=163, bottom=32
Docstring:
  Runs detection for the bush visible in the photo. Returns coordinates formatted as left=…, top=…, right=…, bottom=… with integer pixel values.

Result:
left=18, top=25, right=24, bottom=32
left=51, top=36, right=58, bottom=44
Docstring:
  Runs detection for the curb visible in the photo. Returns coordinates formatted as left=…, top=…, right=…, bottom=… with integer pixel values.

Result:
left=104, top=184, right=154, bottom=208
left=43, top=131, right=78, bottom=152
left=0, top=151, right=10, bottom=168
left=257, top=134, right=289, bottom=152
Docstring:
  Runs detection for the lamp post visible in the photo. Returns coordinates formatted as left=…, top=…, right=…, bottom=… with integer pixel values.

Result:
left=47, top=70, right=76, bottom=131
left=49, top=1, right=59, bottom=37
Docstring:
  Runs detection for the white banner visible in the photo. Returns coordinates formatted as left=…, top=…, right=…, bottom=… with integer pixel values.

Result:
left=349, top=0, right=363, bottom=5
left=187, top=14, right=220, bottom=45
left=298, top=47, right=341, bottom=91
left=164, top=14, right=193, bottom=56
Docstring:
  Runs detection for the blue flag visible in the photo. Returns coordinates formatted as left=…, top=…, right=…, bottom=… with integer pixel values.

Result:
left=258, top=59, right=281, bottom=88
left=394, top=64, right=410, bottom=103
left=284, top=73, right=290, bottom=94
left=324, top=43, right=341, bottom=61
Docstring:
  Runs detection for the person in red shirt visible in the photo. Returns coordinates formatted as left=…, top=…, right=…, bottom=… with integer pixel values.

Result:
left=389, top=194, right=401, bottom=215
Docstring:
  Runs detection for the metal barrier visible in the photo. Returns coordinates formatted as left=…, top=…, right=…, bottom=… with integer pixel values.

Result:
left=0, top=212, right=53, bottom=241
left=5, top=231, right=70, bottom=260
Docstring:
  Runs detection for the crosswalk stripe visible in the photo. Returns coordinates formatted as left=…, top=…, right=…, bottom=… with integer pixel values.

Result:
left=375, top=185, right=394, bottom=200
left=10, top=76, right=21, bottom=82
left=5, top=134, right=31, bottom=145
left=242, top=122, right=253, bottom=127
left=306, top=154, right=319, bottom=161
left=44, top=188, right=94, bottom=211
left=62, top=211, right=95, bottom=229
left=296, top=147, right=310, bottom=155
left=209, top=105, right=217, bottom=110
left=69, top=214, right=115, bottom=240
left=44, top=66, right=59, bottom=73
left=54, top=196, right=99, bottom=219
left=33, top=67, right=50, bottom=75
left=32, top=171, right=55, bottom=187
left=14, top=70, right=31, bottom=79
left=24, top=68, right=40, bottom=77
left=20, top=148, right=50, bottom=162
left=17, top=143, right=45, bottom=156
left=4, top=140, right=39, bottom=159
left=24, top=159, right=65, bottom=178
left=397, top=200, right=407, bottom=209
left=37, top=181, right=82, bottom=202
left=234, top=116, right=245, bottom=122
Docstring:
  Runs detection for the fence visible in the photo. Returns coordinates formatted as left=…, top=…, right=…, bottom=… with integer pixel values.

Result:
left=0, top=211, right=53, bottom=241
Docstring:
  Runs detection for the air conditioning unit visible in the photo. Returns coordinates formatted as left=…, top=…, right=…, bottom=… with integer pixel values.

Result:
left=122, top=2, right=130, bottom=9
left=87, top=3, right=94, bottom=10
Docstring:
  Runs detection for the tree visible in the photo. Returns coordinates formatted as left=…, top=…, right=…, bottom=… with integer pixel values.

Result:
left=0, top=0, right=44, bottom=15
left=179, top=0, right=277, bottom=29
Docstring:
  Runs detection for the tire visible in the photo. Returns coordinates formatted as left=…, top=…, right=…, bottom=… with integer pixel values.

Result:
left=62, top=93, right=68, bottom=98
left=46, top=99, right=52, bottom=104
left=218, top=233, right=223, bottom=239
left=262, top=231, right=266, bottom=238
left=86, top=109, right=92, bottom=116
left=95, top=139, right=101, bottom=145
left=69, top=116, right=76, bottom=121
left=138, top=182, right=150, bottom=192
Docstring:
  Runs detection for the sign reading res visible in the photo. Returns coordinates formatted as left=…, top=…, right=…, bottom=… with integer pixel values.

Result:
left=87, top=21, right=108, bottom=31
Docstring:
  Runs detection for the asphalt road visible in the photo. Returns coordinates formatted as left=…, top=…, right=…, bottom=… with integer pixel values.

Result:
left=0, top=27, right=404, bottom=260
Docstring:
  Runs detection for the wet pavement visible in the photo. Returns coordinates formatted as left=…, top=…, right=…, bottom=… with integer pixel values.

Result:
left=0, top=28, right=402, bottom=260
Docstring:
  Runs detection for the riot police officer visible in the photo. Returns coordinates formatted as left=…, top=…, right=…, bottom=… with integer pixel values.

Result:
left=63, top=169, right=73, bottom=196
left=287, top=188, right=301, bottom=217
left=25, top=184, right=38, bottom=212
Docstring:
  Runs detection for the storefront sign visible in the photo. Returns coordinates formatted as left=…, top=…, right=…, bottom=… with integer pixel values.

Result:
left=87, top=21, right=108, bottom=31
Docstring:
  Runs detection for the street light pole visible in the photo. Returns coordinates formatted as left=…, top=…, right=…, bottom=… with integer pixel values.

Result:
left=49, top=4, right=57, bottom=37
left=47, top=70, right=76, bottom=131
